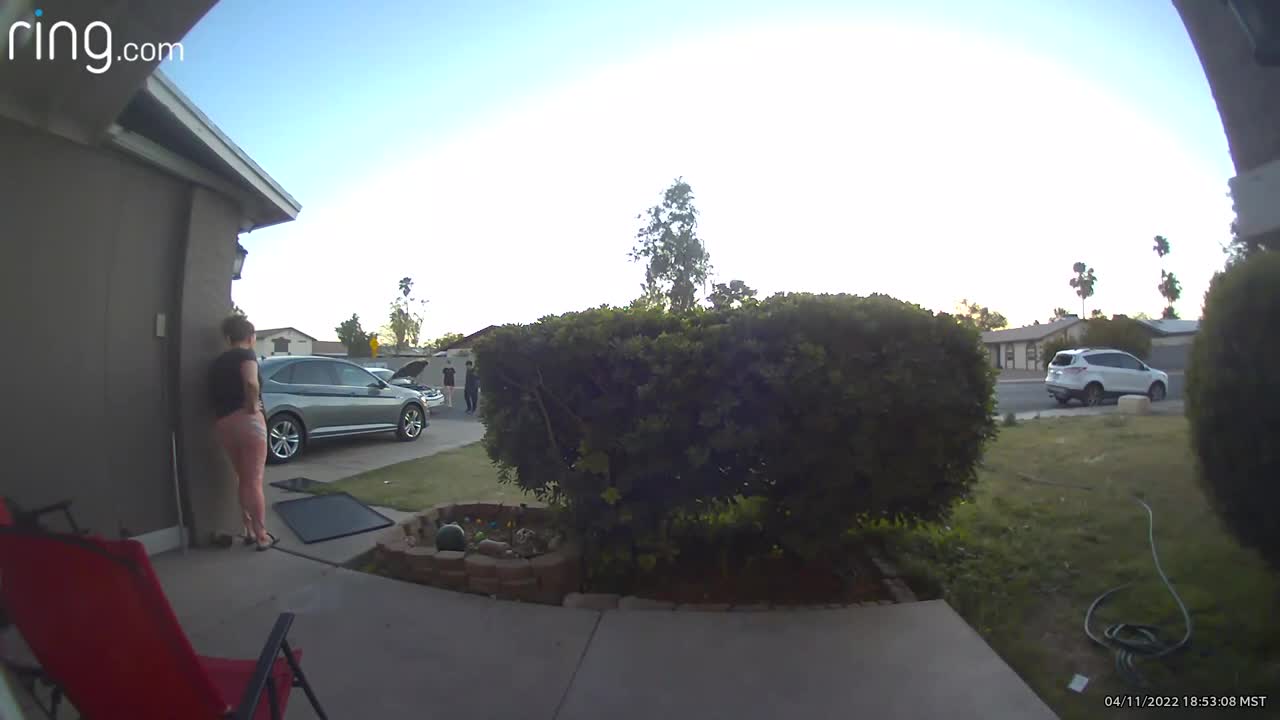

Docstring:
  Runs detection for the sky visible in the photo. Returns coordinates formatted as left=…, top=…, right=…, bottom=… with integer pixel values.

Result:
left=162, top=0, right=1237, bottom=341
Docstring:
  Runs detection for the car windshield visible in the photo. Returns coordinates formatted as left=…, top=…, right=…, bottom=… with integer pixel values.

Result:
left=369, top=369, right=393, bottom=381
left=1050, top=353, right=1075, bottom=367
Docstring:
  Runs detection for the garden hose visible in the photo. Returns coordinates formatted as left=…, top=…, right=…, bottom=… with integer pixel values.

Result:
left=1082, top=497, right=1193, bottom=687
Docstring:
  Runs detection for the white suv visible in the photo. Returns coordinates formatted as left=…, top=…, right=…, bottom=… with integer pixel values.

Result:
left=1044, top=348, right=1169, bottom=407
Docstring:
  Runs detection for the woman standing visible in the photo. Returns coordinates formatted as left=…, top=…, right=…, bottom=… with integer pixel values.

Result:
left=208, top=314, right=275, bottom=550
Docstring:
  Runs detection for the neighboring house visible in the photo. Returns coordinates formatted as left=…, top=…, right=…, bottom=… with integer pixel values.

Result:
left=254, top=326, right=317, bottom=357
left=2, top=3, right=300, bottom=553
left=1137, top=319, right=1200, bottom=347
left=981, top=316, right=1087, bottom=370
left=312, top=340, right=350, bottom=357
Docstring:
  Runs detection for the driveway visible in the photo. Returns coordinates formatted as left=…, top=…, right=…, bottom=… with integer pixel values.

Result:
left=262, top=413, right=485, bottom=565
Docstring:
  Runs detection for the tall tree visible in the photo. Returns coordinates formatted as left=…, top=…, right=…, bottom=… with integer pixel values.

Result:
left=1069, top=261, right=1097, bottom=318
left=1152, top=235, right=1181, bottom=319
left=1049, top=307, right=1071, bottom=321
left=335, top=313, right=372, bottom=357
left=956, top=299, right=1008, bottom=332
left=426, top=331, right=465, bottom=351
left=707, top=279, right=758, bottom=310
left=384, top=276, right=427, bottom=352
left=630, top=178, right=711, bottom=313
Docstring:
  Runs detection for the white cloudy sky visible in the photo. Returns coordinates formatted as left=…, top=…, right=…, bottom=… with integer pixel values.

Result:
left=223, top=20, right=1234, bottom=341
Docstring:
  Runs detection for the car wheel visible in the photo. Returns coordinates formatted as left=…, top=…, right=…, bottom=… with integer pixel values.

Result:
left=1055, top=396, right=1071, bottom=406
left=266, top=413, right=304, bottom=464
left=1084, top=383, right=1104, bottom=407
left=1148, top=382, right=1166, bottom=402
left=397, top=404, right=425, bottom=441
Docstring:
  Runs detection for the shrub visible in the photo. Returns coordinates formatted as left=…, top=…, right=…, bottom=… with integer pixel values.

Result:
left=1082, top=316, right=1152, bottom=360
left=475, top=293, right=997, bottom=577
left=1041, top=336, right=1075, bottom=369
left=1186, top=252, right=1280, bottom=571
left=1002, top=412, right=1018, bottom=427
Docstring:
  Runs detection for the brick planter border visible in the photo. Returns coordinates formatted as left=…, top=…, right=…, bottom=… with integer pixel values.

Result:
left=372, top=501, right=581, bottom=605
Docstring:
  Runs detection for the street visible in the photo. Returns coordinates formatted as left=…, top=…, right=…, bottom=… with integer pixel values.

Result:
left=995, top=372, right=1185, bottom=414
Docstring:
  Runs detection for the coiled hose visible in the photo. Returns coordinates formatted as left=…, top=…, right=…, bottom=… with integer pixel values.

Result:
left=1082, top=497, right=1193, bottom=687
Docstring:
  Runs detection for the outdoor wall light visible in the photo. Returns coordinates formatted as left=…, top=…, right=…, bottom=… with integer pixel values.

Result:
left=1228, top=0, right=1280, bottom=66
left=232, top=242, right=248, bottom=280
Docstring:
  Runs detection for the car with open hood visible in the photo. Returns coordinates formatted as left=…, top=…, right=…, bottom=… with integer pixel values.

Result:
left=367, top=360, right=446, bottom=408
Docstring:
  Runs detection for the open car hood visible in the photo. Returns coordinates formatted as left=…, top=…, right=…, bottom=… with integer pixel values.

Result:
left=390, top=359, right=429, bottom=381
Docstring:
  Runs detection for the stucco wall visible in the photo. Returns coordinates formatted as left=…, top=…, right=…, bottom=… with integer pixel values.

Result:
left=2, top=116, right=186, bottom=539
left=176, top=186, right=245, bottom=545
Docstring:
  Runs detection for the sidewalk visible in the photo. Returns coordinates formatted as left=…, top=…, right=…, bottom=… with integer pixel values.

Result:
left=1014, top=399, right=1184, bottom=421
left=150, top=547, right=1056, bottom=719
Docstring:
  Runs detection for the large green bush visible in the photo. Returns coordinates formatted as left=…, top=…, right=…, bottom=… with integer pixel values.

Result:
left=476, top=293, right=997, bottom=575
left=1082, top=316, right=1152, bottom=359
left=1186, top=252, right=1280, bottom=571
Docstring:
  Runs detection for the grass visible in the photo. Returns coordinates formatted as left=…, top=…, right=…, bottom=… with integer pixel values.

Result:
left=317, top=442, right=519, bottom=511
left=870, top=415, right=1280, bottom=719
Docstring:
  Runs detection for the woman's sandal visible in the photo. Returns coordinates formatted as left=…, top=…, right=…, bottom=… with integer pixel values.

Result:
left=255, top=533, right=280, bottom=552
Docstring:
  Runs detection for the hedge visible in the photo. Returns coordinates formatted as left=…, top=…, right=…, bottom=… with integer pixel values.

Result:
left=476, top=293, right=997, bottom=571
left=1186, top=252, right=1280, bottom=571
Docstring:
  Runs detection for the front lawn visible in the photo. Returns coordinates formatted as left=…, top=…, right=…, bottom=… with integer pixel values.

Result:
left=317, top=442, right=517, bottom=511
left=873, top=415, right=1280, bottom=719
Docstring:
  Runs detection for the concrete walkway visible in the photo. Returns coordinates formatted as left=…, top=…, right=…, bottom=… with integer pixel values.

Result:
left=1014, top=399, right=1184, bottom=422
left=150, top=548, right=1057, bottom=720
left=263, top=415, right=486, bottom=565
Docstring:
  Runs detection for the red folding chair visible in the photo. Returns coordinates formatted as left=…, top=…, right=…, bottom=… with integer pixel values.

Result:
left=0, top=527, right=328, bottom=719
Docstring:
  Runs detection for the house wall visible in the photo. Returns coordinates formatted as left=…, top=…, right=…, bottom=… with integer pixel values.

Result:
left=176, top=186, right=246, bottom=546
left=2, top=116, right=185, bottom=541
left=255, top=329, right=314, bottom=357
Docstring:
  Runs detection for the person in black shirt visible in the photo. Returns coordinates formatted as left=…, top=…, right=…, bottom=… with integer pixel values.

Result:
left=441, top=361, right=456, bottom=408
left=464, top=360, right=480, bottom=415
left=208, top=314, right=275, bottom=550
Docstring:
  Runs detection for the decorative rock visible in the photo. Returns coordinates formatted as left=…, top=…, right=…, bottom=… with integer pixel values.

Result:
left=618, top=596, right=676, bottom=611
left=468, top=575, right=500, bottom=596
left=1118, top=394, right=1152, bottom=415
left=494, top=558, right=533, bottom=581
left=464, top=554, right=498, bottom=577
left=434, top=550, right=466, bottom=571
left=563, top=593, right=620, bottom=610
left=435, top=523, right=467, bottom=552
left=477, top=539, right=511, bottom=557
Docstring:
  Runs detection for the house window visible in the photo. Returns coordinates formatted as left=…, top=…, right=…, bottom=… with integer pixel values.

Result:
left=1026, top=342, right=1038, bottom=369
left=1005, top=344, right=1014, bottom=366
left=272, top=337, right=290, bottom=354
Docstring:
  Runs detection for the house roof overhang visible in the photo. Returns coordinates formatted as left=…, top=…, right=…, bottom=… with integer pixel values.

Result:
left=0, top=1, right=300, bottom=231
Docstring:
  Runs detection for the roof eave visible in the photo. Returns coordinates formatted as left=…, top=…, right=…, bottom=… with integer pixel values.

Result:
left=144, top=71, right=301, bottom=229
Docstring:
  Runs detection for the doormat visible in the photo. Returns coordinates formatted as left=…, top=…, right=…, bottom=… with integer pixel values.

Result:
left=272, top=493, right=393, bottom=544
left=269, top=477, right=325, bottom=493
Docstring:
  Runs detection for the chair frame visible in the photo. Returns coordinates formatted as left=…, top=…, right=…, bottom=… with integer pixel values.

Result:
left=0, top=499, right=327, bottom=720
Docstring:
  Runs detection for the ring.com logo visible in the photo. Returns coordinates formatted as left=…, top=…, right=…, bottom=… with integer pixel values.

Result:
left=5, top=8, right=184, bottom=75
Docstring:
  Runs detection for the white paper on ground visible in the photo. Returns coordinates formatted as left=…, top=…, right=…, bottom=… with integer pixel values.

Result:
left=1068, top=674, right=1089, bottom=693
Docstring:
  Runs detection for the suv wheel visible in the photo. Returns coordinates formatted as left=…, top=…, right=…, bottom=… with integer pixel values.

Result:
left=1148, top=382, right=1166, bottom=402
left=266, top=413, right=303, bottom=464
left=397, top=404, right=425, bottom=441
left=1084, top=383, right=1104, bottom=407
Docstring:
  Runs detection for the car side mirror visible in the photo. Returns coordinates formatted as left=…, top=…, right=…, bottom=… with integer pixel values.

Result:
left=370, top=381, right=387, bottom=389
